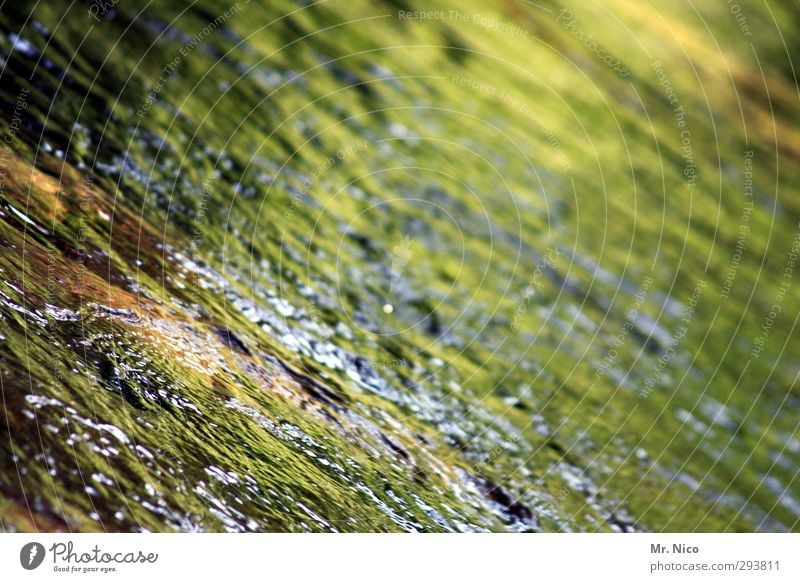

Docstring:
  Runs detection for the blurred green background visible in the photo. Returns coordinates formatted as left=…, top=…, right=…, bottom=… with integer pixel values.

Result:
left=0, top=0, right=798, bottom=531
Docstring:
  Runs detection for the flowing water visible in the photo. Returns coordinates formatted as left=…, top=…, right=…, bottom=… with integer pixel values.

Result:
left=0, top=0, right=798, bottom=532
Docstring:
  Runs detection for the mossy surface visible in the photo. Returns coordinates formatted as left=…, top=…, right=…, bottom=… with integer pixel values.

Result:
left=0, top=0, right=798, bottom=531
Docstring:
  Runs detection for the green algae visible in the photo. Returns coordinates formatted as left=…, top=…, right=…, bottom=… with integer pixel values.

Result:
left=0, top=0, right=798, bottom=532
